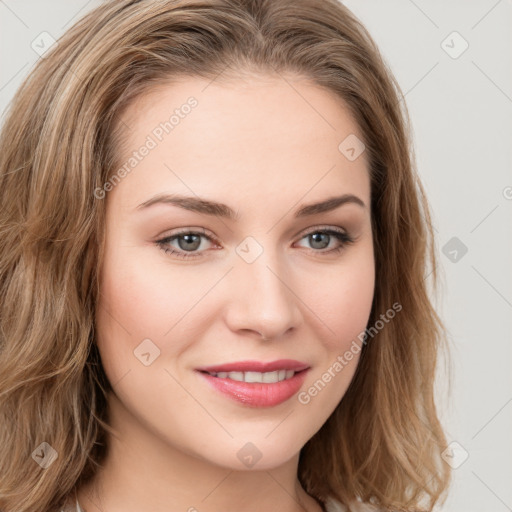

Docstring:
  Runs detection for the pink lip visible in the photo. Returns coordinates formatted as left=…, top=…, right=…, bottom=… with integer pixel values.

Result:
left=196, top=359, right=310, bottom=373
left=195, top=359, right=310, bottom=407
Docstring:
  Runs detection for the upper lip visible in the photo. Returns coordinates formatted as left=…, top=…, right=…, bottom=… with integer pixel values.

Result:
left=196, top=359, right=310, bottom=373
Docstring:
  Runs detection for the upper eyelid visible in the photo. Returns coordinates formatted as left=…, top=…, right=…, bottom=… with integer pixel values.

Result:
left=160, top=227, right=219, bottom=244
left=160, top=224, right=348, bottom=242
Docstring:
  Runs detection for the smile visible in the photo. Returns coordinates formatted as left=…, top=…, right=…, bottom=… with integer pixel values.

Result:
left=204, top=370, right=297, bottom=383
left=195, top=359, right=310, bottom=407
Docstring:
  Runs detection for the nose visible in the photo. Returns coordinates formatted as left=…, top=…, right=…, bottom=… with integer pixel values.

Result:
left=224, top=248, right=303, bottom=341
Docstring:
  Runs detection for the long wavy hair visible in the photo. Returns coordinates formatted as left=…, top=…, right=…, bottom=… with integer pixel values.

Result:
left=0, top=1, right=452, bottom=511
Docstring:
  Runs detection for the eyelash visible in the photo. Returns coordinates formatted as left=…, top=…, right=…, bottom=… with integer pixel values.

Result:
left=155, top=226, right=355, bottom=260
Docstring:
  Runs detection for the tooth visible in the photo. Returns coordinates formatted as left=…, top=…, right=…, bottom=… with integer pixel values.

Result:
left=208, top=370, right=297, bottom=382
left=262, top=371, right=279, bottom=383
left=227, top=371, right=244, bottom=382
left=244, top=371, right=263, bottom=383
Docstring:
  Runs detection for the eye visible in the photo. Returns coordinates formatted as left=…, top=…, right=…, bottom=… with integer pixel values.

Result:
left=155, top=228, right=218, bottom=260
left=155, top=226, right=355, bottom=260
left=294, top=226, right=355, bottom=255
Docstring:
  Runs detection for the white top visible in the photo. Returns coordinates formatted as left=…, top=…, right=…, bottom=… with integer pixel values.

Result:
left=65, top=495, right=379, bottom=511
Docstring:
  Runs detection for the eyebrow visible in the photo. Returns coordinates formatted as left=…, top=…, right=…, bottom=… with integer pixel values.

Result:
left=134, top=193, right=366, bottom=220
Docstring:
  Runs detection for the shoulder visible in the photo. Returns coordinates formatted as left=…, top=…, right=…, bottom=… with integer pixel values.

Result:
left=324, top=496, right=382, bottom=512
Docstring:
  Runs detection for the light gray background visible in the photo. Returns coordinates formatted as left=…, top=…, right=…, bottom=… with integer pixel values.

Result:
left=1, top=1, right=511, bottom=511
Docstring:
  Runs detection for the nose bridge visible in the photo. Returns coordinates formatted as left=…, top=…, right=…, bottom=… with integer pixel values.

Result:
left=227, top=238, right=302, bottom=339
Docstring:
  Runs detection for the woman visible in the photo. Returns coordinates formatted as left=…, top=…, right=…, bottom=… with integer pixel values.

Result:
left=0, top=1, right=452, bottom=511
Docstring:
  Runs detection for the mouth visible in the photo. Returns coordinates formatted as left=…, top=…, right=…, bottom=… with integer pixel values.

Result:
left=195, top=359, right=310, bottom=407
left=200, top=369, right=303, bottom=383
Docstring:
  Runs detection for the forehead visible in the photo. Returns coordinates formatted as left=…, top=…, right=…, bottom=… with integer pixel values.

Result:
left=109, top=74, right=370, bottom=214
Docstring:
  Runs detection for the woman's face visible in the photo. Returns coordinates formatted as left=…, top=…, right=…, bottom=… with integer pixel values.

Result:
left=96, top=74, right=375, bottom=470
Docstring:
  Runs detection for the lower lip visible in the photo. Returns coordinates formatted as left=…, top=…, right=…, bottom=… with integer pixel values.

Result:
left=197, top=370, right=309, bottom=407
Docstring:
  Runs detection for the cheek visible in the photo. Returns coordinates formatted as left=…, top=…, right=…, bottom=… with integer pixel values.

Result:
left=296, top=261, right=374, bottom=414
left=94, top=245, right=172, bottom=378
left=95, top=245, right=215, bottom=373
left=98, top=260, right=168, bottom=339
left=304, top=247, right=375, bottom=351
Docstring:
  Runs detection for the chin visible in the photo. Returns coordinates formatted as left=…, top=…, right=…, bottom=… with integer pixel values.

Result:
left=194, top=434, right=306, bottom=471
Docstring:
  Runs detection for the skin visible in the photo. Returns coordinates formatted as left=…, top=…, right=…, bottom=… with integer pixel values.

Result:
left=77, top=73, right=375, bottom=512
